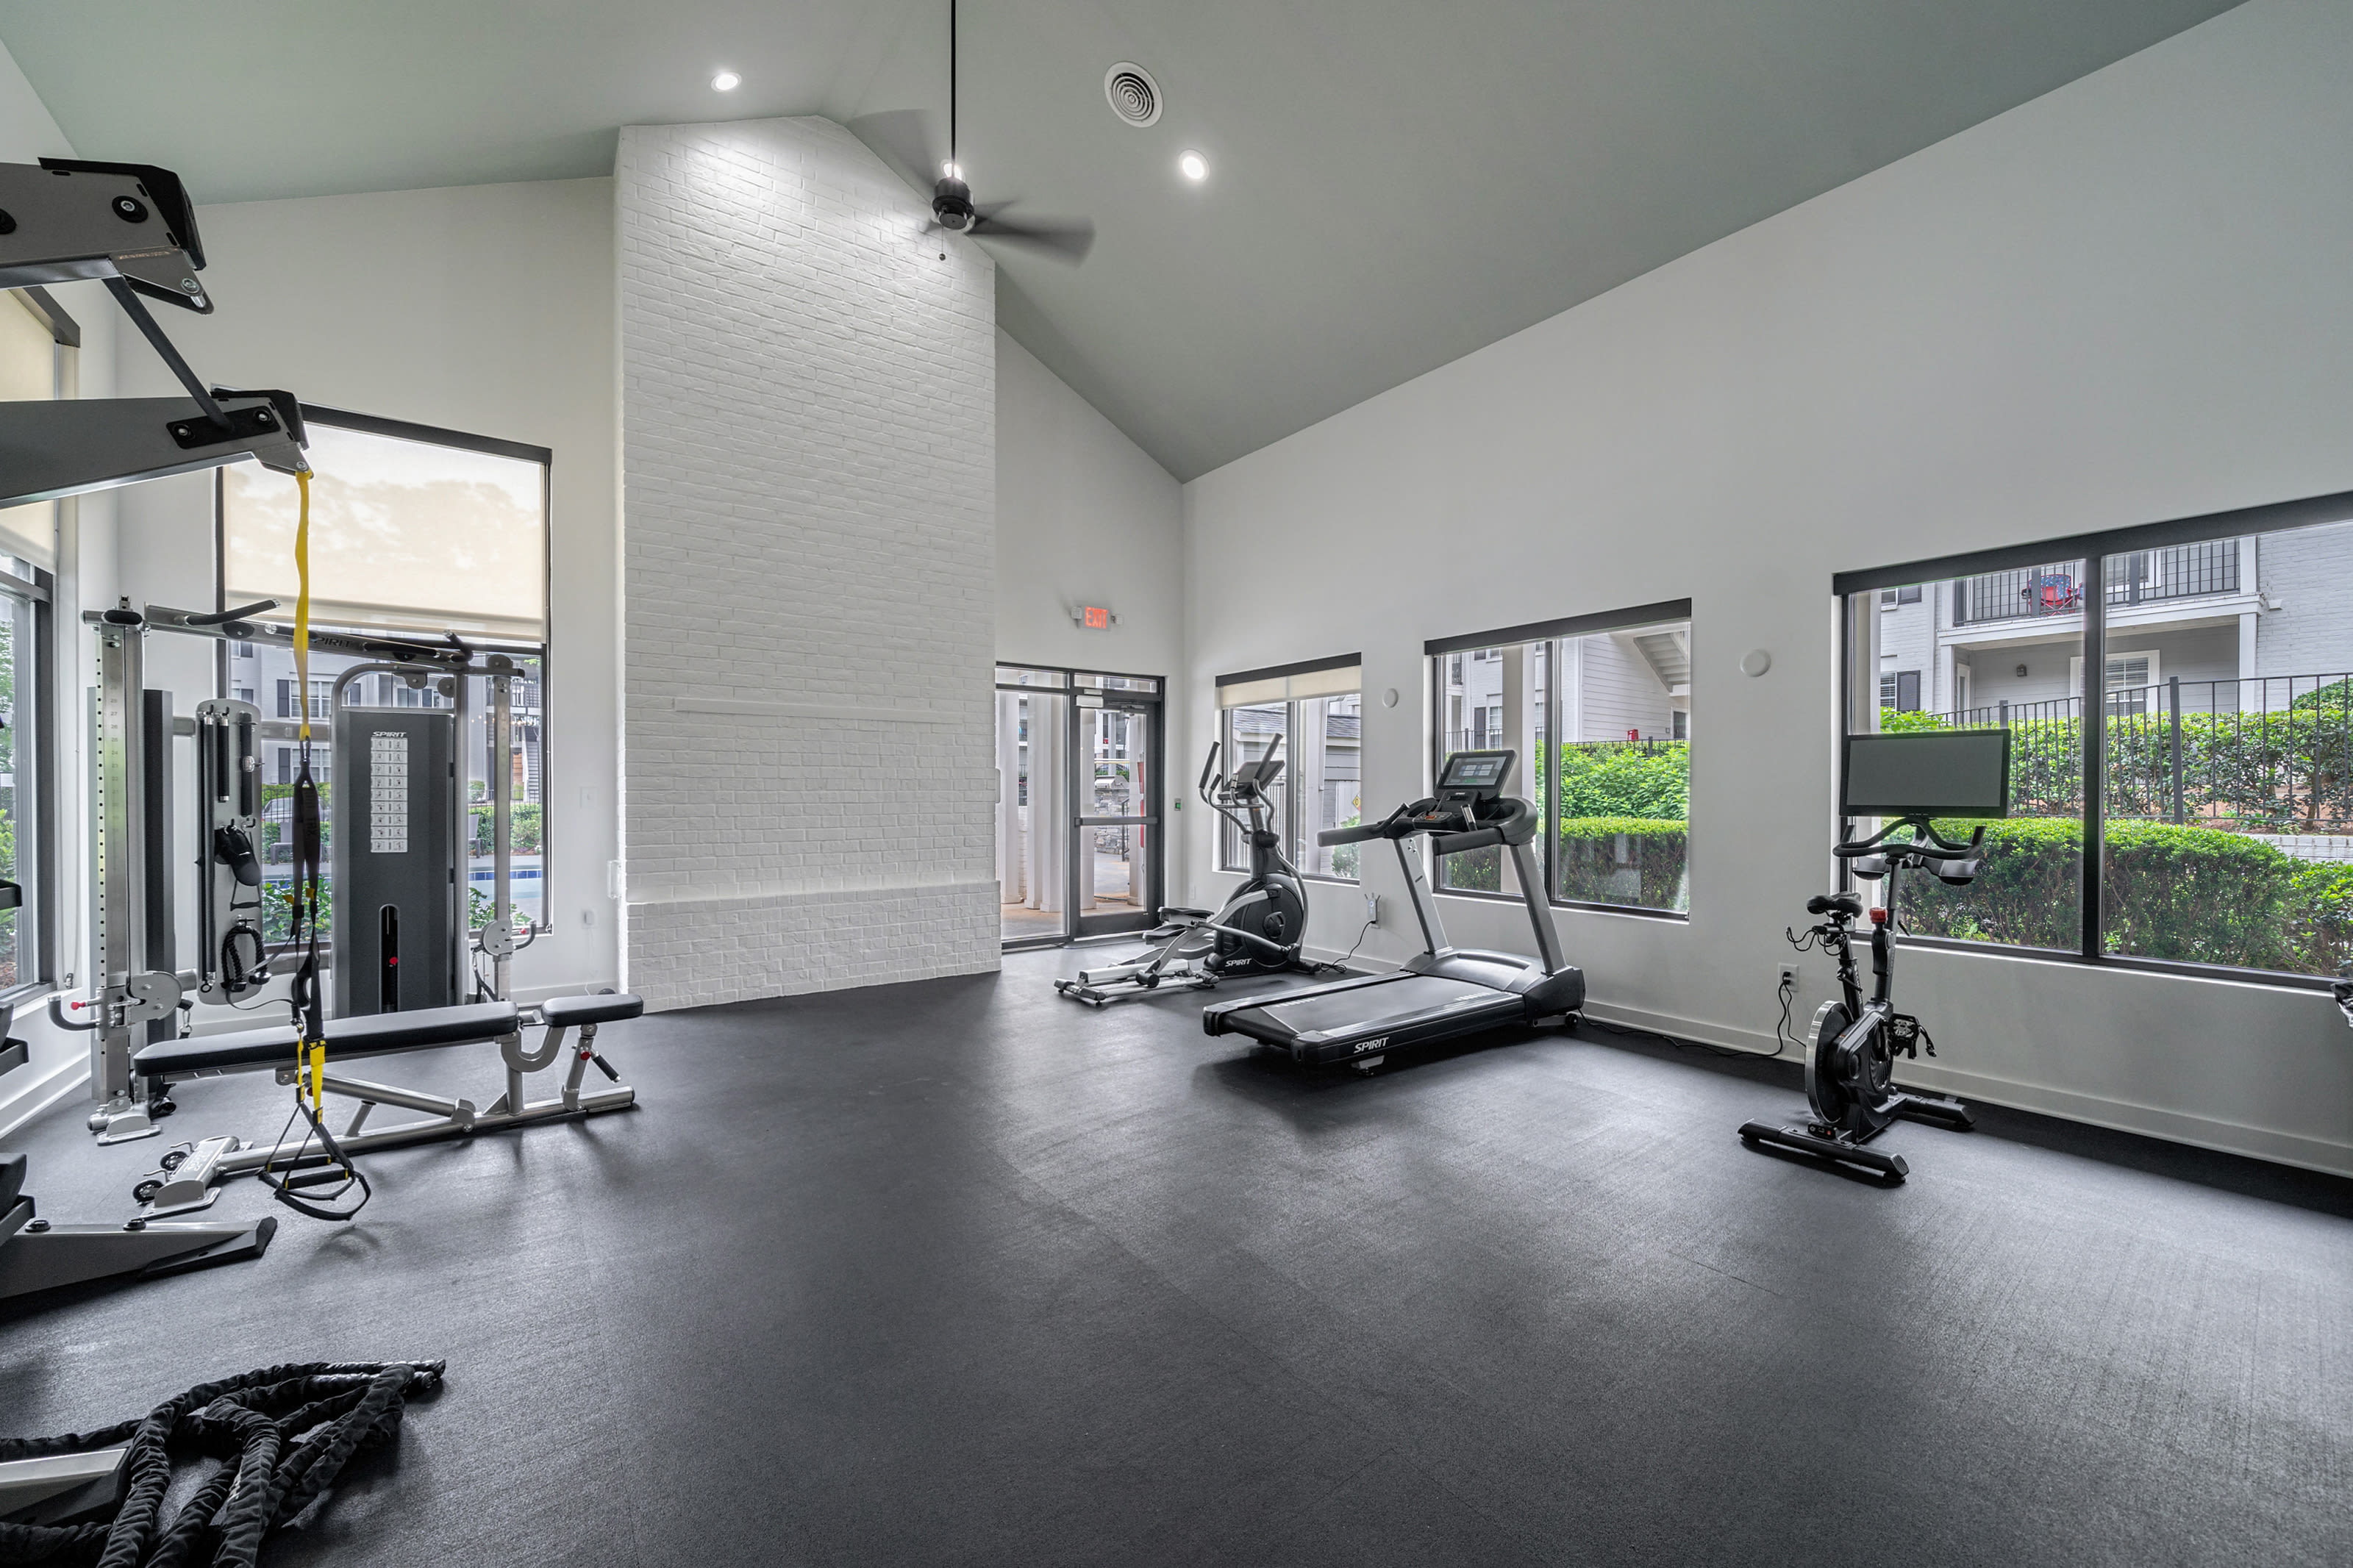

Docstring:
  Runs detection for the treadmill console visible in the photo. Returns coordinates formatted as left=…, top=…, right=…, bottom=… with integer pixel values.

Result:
left=1407, top=750, right=1515, bottom=831
left=1436, top=751, right=1512, bottom=794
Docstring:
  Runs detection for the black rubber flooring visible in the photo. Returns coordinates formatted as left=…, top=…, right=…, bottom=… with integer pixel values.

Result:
left=4, top=946, right=2349, bottom=1566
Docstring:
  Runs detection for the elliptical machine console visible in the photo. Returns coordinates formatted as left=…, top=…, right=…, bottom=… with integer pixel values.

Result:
left=1739, top=728, right=2011, bottom=1183
left=1055, top=736, right=1314, bottom=1006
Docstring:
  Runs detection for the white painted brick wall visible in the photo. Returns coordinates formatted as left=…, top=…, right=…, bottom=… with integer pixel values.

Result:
left=2255, top=520, right=2353, bottom=682
left=617, top=116, right=999, bottom=1010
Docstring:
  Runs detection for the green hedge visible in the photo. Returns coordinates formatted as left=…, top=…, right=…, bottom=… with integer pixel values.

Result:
left=1900, top=817, right=2353, bottom=974
left=1557, top=743, right=1688, bottom=819
left=1558, top=817, right=1688, bottom=911
left=470, top=801, right=544, bottom=856
left=1879, top=698, right=2353, bottom=831
left=1441, top=817, right=1689, bottom=912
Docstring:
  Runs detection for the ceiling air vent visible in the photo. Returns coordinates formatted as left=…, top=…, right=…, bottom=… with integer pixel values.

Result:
left=1103, top=63, right=1163, bottom=128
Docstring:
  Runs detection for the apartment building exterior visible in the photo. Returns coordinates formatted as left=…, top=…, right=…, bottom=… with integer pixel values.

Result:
left=1872, top=523, right=2353, bottom=718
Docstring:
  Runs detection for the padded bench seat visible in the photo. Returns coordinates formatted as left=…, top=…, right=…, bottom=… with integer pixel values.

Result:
left=539, top=993, right=643, bottom=1028
left=134, top=1000, right=521, bottom=1081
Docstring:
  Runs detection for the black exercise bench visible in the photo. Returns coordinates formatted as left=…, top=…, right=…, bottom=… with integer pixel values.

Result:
left=129, top=994, right=643, bottom=1216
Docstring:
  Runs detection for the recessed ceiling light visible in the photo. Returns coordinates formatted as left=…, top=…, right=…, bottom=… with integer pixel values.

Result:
left=1178, top=150, right=1208, bottom=182
left=711, top=70, right=742, bottom=92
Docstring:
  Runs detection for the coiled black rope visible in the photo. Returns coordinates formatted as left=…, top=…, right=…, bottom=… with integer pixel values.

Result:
left=0, top=1361, right=443, bottom=1567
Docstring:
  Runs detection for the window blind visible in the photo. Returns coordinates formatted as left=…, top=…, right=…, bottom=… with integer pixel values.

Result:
left=221, top=418, right=549, bottom=642
left=1215, top=656, right=1360, bottom=709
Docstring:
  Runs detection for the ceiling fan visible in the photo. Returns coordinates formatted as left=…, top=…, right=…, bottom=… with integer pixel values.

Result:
left=854, top=1, right=1096, bottom=264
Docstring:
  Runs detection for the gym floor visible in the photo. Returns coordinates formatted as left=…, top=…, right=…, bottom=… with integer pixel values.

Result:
left=4, top=948, right=2348, bottom=1567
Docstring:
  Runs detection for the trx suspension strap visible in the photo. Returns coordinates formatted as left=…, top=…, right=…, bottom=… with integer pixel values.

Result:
left=259, top=468, right=371, bottom=1220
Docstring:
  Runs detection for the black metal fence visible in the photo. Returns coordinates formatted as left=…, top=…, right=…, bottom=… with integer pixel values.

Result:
left=1908, top=671, right=2353, bottom=831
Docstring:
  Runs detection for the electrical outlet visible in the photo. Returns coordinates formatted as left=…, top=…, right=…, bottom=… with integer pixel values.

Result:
left=1778, top=962, right=1799, bottom=991
left=1365, top=893, right=1381, bottom=925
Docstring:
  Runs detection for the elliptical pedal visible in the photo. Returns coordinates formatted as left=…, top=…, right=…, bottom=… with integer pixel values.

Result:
left=1051, top=738, right=1315, bottom=1007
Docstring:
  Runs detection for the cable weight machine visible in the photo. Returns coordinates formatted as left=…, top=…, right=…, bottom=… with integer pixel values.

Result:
left=51, top=601, right=521, bottom=1143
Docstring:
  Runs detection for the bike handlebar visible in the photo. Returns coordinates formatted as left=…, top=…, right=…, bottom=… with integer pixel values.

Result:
left=1197, top=741, right=1221, bottom=797
left=1834, top=818, right=1986, bottom=858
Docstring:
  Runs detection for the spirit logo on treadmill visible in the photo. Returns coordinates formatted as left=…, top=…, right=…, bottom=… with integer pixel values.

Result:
left=1353, top=1037, right=1389, bottom=1054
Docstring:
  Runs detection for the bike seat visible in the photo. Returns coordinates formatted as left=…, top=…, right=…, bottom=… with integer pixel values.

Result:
left=1805, top=892, right=1863, bottom=918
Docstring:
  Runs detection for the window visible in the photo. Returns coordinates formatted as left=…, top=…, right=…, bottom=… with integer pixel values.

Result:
left=233, top=686, right=255, bottom=707
left=1842, top=501, right=2353, bottom=985
left=1881, top=585, right=1922, bottom=607
left=1427, top=602, right=1692, bottom=915
left=0, top=287, right=72, bottom=993
left=0, top=289, right=65, bottom=573
left=221, top=409, right=551, bottom=931
left=1214, top=658, right=1361, bottom=881
left=1879, top=670, right=1921, bottom=712
left=0, top=570, right=43, bottom=991
left=271, top=678, right=335, bottom=720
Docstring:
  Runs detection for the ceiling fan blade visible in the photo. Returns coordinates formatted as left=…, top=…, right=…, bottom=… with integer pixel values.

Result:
left=969, top=210, right=1096, bottom=264
left=849, top=109, right=947, bottom=187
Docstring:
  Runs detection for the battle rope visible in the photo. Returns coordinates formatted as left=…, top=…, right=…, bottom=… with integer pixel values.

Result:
left=256, top=470, right=369, bottom=1220
left=0, top=1361, right=443, bottom=1567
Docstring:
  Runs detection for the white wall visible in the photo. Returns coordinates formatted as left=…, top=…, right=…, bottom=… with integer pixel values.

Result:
left=617, top=116, right=999, bottom=1009
left=107, top=178, right=622, bottom=1010
left=995, top=329, right=1182, bottom=679
left=1182, top=0, right=2353, bottom=1174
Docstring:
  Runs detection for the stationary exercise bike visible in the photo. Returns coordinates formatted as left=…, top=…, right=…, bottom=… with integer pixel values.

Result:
left=1739, top=815, right=1985, bottom=1184
left=1055, top=737, right=1313, bottom=1006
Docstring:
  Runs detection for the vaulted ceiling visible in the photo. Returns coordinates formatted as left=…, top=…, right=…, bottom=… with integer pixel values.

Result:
left=0, top=1, right=2245, bottom=479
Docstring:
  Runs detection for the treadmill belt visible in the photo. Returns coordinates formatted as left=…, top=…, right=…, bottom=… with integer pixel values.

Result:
left=1257, top=975, right=1508, bottom=1038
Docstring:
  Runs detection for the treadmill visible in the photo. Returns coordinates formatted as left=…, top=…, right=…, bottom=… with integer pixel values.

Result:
left=1202, top=749, right=1585, bottom=1067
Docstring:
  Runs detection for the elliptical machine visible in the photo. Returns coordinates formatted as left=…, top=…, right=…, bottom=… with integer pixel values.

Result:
left=1740, top=728, right=2010, bottom=1183
left=1054, top=737, right=1313, bottom=1006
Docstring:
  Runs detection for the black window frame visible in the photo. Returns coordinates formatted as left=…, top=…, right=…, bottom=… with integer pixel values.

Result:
left=1425, top=599, right=1695, bottom=922
left=1212, top=654, right=1363, bottom=884
left=1835, top=484, right=2353, bottom=993
left=215, top=404, right=557, bottom=932
left=0, top=285, right=73, bottom=1002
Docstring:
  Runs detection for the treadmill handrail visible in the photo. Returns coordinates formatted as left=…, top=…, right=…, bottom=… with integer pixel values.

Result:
left=1318, top=803, right=1406, bottom=847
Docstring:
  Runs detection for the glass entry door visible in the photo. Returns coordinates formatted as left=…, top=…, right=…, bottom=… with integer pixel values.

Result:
left=1074, top=695, right=1159, bottom=937
left=995, top=678, right=1068, bottom=944
left=996, top=667, right=1163, bottom=946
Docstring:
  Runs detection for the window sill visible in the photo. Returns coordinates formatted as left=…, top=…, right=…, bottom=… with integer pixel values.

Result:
left=1897, top=933, right=2341, bottom=992
left=1216, top=866, right=1360, bottom=887
left=1432, top=887, right=1690, bottom=922
left=0, top=978, right=57, bottom=1012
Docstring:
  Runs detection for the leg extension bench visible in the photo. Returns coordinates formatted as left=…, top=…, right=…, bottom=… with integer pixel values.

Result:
left=129, top=994, right=642, bottom=1214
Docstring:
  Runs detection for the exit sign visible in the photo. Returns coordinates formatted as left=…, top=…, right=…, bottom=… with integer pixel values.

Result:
left=1074, top=604, right=1117, bottom=630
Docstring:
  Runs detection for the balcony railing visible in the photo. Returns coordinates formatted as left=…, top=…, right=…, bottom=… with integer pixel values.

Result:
left=1952, top=540, right=2240, bottom=628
